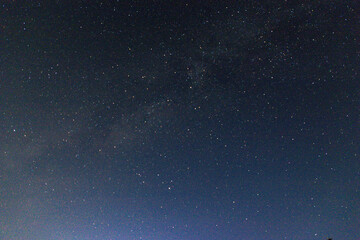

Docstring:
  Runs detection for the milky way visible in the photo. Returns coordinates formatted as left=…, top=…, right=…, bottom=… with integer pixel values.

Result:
left=1, top=1, right=359, bottom=240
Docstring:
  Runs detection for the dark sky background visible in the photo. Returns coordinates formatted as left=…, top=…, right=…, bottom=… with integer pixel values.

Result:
left=1, top=1, right=359, bottom=240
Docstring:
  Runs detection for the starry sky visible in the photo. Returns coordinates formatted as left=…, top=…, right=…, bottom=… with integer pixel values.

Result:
left=1, top=1, right=359, bottom=240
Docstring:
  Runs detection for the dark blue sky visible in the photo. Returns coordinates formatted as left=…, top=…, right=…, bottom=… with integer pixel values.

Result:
left=1, top=1, right=359, bottom=239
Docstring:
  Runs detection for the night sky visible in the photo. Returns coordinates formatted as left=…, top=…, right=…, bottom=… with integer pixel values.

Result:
left=1, top=1, right=359, bottom=240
